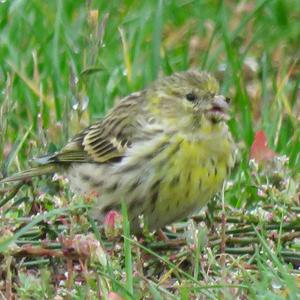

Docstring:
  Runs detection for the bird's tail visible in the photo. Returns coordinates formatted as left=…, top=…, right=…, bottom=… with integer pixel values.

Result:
left=0, top=164, right=59, bottom=184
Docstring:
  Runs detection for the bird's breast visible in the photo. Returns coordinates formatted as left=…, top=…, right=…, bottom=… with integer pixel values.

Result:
left=66, top=128, right=235, bottom=231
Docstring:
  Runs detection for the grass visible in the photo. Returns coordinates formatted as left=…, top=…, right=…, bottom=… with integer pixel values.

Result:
left=0, top=0, right=300, bottom=299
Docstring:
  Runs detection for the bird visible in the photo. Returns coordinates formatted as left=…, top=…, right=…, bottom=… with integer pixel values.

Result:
left=1, top=70, right=235, bottom=234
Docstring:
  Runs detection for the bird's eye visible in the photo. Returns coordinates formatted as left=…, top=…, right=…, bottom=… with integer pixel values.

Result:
left=186, top=93, right=197, bottom=101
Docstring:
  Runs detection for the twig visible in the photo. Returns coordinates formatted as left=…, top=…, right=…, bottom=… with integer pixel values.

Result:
left=15, top=245, right=64, bottom=258
left=5, top=256, right=12, bottom=300
left=66, top=258, right=74, bottom=300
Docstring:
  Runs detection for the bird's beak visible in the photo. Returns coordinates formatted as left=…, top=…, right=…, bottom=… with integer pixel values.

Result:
left=206, top=95, right=230, bottom=123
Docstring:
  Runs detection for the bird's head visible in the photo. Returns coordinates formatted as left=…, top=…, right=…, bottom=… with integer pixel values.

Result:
left=147, top=70, right=231, bottom=133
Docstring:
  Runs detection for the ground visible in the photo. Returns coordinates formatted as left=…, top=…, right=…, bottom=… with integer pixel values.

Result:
left=0, top=1, right=300, bottom=299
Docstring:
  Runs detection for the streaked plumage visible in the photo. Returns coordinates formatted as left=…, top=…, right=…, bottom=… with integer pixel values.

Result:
left=1, top=70, right=235, bottom=233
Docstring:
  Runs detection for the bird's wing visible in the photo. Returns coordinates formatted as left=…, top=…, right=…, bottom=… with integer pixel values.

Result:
left=42, top=92, right=146, bottom=164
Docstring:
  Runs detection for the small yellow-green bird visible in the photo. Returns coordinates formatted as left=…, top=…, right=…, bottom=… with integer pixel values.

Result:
left=1, top=70, right=235, bottom=233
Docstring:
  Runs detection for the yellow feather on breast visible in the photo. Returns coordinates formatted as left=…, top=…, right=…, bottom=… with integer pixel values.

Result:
left=144, top=124, right=235, bottom=227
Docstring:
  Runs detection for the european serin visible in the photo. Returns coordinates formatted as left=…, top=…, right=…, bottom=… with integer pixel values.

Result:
left=1, top=70, right=235, bottom=233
